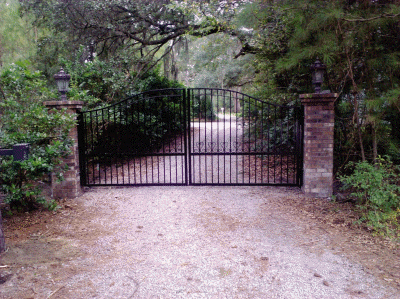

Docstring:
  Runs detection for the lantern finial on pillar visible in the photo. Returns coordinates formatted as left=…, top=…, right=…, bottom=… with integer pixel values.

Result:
left=311, top=59, right=326, bottom=94
left=54, top=67, right=71, bottom=101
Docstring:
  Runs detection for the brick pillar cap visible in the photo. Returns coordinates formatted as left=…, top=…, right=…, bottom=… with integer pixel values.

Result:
left=300, top=93, right=338, bottom=106
left=44, top=100, right=84, bottom=110
left=300, top=93, right=338, bottom=100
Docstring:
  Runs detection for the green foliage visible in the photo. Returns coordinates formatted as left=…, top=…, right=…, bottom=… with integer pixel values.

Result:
left=0, top=140, right=71, bottom=211
left=84, top=73, right=187, bottom=160
left=20, top=0, right=241, bottom=80
left=0, top=60, right=53, bottom=103
left=0, top=61, right=75, bottom=211
left=61, top=50, right=185, bottom=109
left=132, top=68, right=185, bottom=94
left=62, top=51, right=128, bottom=107
left=340, top=157, right=400, bottom=237
left=191, top=95, right=217, bottom=121
left=240, top=0, right=400, bottom=166
left=244, top=101, right=301, bottom=153
left=175, top=34, right=255, bottom=90
left=0, top=61, right=74, bottom=143
left=92, top=92, right=186, bottom=156
left=0, top=0, right=38, bottom=68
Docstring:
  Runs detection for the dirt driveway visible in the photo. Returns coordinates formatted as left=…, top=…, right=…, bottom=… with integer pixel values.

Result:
left=1, top=186, right=399, bottom=298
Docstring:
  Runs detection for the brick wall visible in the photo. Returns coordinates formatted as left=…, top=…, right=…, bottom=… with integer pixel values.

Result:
left=300, top=93, right=338, bottom=198
left=44, top=101, right=83, bottom=199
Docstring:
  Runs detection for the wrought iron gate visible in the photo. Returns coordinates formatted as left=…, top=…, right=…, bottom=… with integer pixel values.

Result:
left=78, top=88, right=303, bottom=186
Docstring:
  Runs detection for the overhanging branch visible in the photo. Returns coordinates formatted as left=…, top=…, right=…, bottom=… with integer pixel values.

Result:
left=342, top=13, right=400, bottom=22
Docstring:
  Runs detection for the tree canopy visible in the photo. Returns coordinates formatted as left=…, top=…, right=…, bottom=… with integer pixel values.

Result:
left=20, top=0, right=247, bottom=73
left=0, top=0, right=38, bottom=67
left=229, top=0, right=400, bottom=166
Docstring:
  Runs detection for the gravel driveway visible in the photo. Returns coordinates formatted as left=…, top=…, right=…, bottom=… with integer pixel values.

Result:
left=1, top=186, right=398, bottom=298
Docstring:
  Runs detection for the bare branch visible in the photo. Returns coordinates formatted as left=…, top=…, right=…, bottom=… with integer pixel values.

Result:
left=342, top=13, right=400, bottom=22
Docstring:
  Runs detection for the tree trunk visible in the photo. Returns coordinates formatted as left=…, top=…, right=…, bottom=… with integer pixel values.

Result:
left=347, top=53, right=366, bottom=162
left=358, top=122, right=366, bottom=162
left=0, top=209, right=5, bottom=254
left=372, top=124, right=378, bottom=165
left=352, top=92, right=366, bottom=162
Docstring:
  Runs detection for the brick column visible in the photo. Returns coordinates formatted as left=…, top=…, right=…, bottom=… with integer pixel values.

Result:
left=44, top=100, right=84, bottom=199
left=300, top=93, right=338, bottom=198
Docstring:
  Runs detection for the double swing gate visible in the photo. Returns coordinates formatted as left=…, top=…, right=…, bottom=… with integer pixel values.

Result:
left=78, top=88, right=303, bottom=187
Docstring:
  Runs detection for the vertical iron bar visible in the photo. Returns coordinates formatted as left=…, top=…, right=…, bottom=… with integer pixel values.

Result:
left=157, top=155, right=160, bottom=184
left=261, top=101, right=264, bottom=184
left=229, top=91, right=233, bottom=184
left=216, top=90, right=220, bottom=184
left=87, top=113, right=92, bottom=185
left=83, top=112, right=88, bottom=186
left=183, top=89, right=188, bottom=185
left=160, top=94, right=166, bottom=184
left=77, top=112, right=86, bottom=186
left=223, top=91, right=226, bottom=183
left=107, top=107, right=111, bottom=184
left=138, top=97, right=143, bottom=184
left=113, top=105, right=118, bottom=184
left=198, top=90, right=201, bottom=183
left=211, top=89, right=214, bottom=184
left=120, top=101, right=125, bottom=184
left=248, top=95, right=251, bottom=184
left=91, top=111, right=95, bottom=185
left=151, top=154, right=154, bottom=184
left=101, top=109, right=106, bottom=184
left=242, top=94, right=245, bottom=184
left=235, top=92, right=239, bottom=184
left=92, top=111, right=96, bottom=184
left=204, top=89, right=207, bottom=184
left=296, top=106, right=301, bottom=185
left=254, top=99, right=258, bottom=184
left=192, top=90, right=197, bottom=184
left=292, top=107, right=296, bottom=185
left=96, top=111, right=100, bottom=185
left=298, top=105, right=305, bottom=186
left=267, top=105, right=271, bottom=184
left=286, top=107, right=290, bottom=184
left=280, top=106, right=284, bottom=183
left=126, top=99, right=131, bottom=184
left=145, top=98, right=149, bottom=184
left=273, top=106, right=277, bottom=183
left=132, top=98, right=137, bottom=184
left=168, top=97, right=172, bottom=184
left=186, top=89, right=191, bottom=185
left=174, top=95, right=178, bottom=184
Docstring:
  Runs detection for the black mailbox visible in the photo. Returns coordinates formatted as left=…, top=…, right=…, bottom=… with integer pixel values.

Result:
left=0, top=143, right=30, bottom=161
left=13, top=144, right=30, bottom=161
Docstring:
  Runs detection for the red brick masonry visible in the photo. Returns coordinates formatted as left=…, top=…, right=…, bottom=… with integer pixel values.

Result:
left=44, top=101, right=84, bottom=199
left=300, top=93, right=338, bottom=198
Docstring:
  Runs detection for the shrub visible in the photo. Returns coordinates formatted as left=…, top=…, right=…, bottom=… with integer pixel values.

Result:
left=340, top=156, right=400, bottom=237
left=0, top=140, right=71, bottom=211
left=0, top=61, right=75, bottom=211
left=62, top=53, right=126, bottom=106
left=191, top=95, right=217, bottom=121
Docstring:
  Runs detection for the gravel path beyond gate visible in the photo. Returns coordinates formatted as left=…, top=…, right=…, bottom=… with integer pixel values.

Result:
left=1, top=186, right=398, bottom=298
